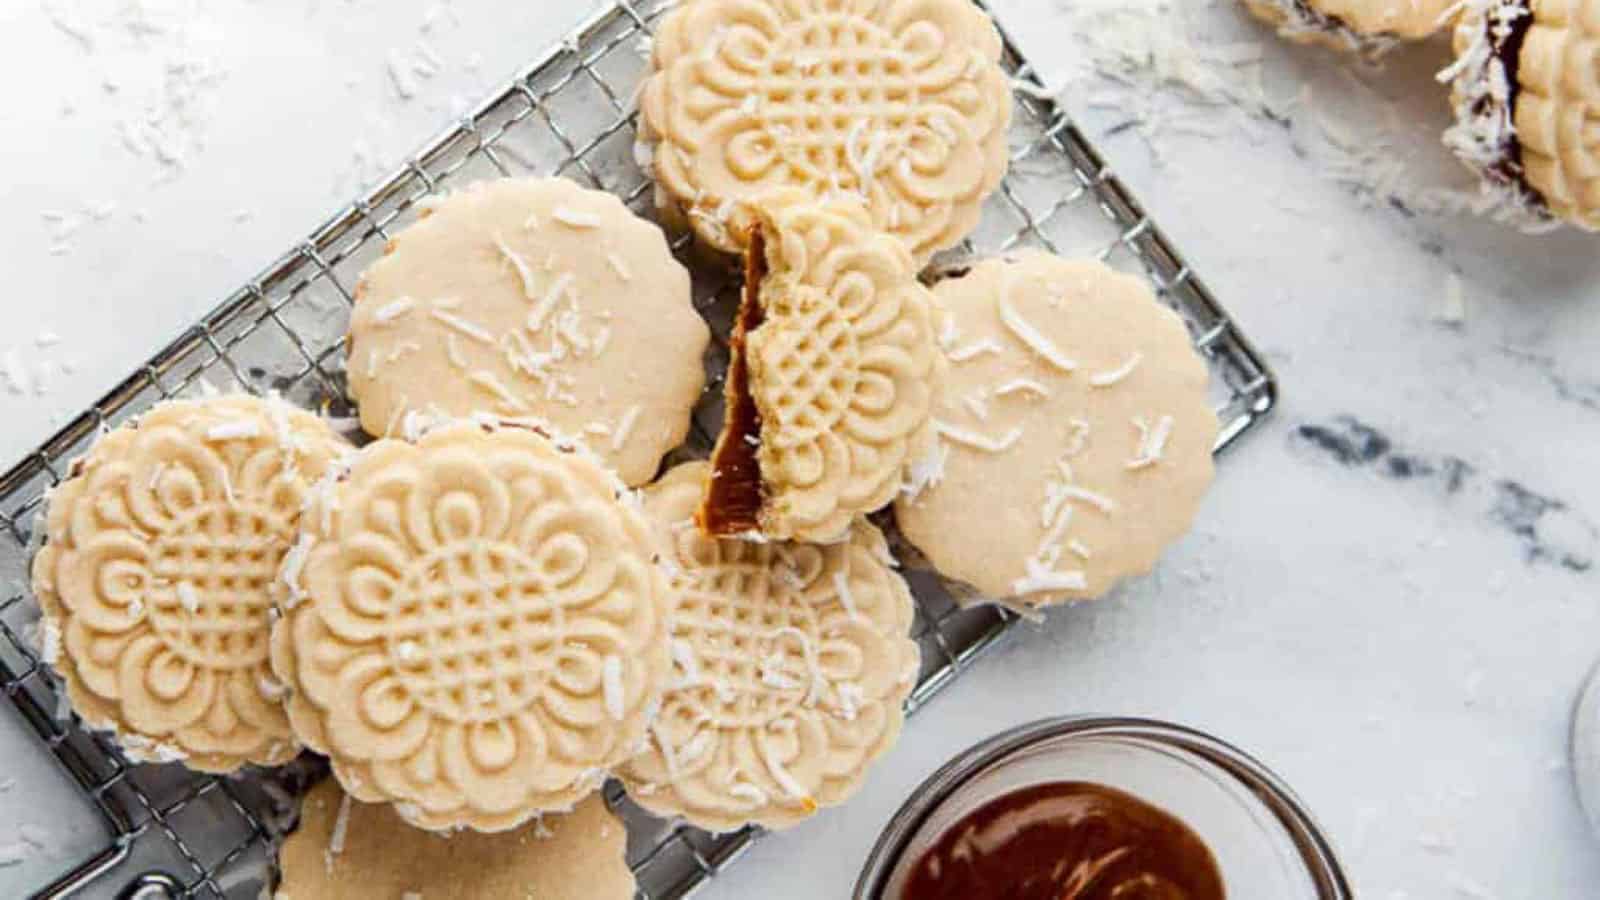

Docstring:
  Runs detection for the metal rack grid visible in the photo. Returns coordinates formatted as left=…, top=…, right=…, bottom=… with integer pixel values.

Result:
left=0, top=1, right=1277, bottom=897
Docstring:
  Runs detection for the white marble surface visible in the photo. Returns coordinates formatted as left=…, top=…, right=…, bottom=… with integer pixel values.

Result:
left=2, top=1, right=1598, bottom=898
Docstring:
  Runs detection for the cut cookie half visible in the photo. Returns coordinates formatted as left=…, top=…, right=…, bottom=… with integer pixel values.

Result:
left=697, top=196, right=941, bottom=544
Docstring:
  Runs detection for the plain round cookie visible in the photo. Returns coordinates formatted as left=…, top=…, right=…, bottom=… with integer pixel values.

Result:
left=894, top=253, right=1218, bottom=608
left=30, top=394, right=350, bottom=772
left=639, top=0, right=1013, bottom=265
left=699, top=195, right=941, bottom=544
left=622, top=462, right=918, bottom=833
left=270, top=420, right=674, bottom=832
left=1442, top=0, right=1600, bottom=231
left=347, top=177, right=709, bottom=485
left=1241, top=0, right=1456, bottom=51
left=275, top=779, right=634, bottom=900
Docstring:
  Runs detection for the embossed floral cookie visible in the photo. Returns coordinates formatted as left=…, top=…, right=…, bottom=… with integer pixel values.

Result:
left=30, top=394, right=350, bottom=772
left=639, top=0, right=1013, bottom=264
left=270, top=420, right=674, bottom=832
left=622, top=462, right=918, bottom=832
left=1441, top=0, right=1600, bottom=231
left=277, top=779, right=635, bottom=900
left=1241, top=0, right=1456, bottom=54
left=894, top=253, right=1218, bottom=608
left=698, top=196, right=941, bottom=544
left=347, top=177, right=710, bottom=485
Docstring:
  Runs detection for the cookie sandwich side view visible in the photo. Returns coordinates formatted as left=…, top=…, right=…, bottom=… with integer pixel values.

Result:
left=29, top=394, right=351, bottom=773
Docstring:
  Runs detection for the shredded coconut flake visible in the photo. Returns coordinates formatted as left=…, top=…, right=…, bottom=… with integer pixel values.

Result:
left=1126, top=415, right=1174, bottom=470
left=994, top=378, right=1050, bottom=398
left=430, top=309, right=495, bottom=344
left=280, top=534, right=313, bottom=605
left=552, top=206, right=601, bottom=229
left=325, top=794, right=353, bottom=873
left=901, top=441, right=949, bottom=497
left=999, top=275, right=1077, bottom=371
left=935, top=420, right=1022, bottom=453
left=1089, top=352, right=1144, bottom=387
left=372, top=297, right=417, bottom=324
left=831, top=571, right=862, bottom=621
left=946, top=337, right=1004, bottom=363
left=176, top=581, right=200, bottom=614
left=467, top=370, right=529, bottom=412
left=602, top=655, right=624, bottom=720
left=494, top=233, right=540, bottom=301
left=528, top=272, right=574, bottom=332
left=445, top=333, right=467, bottom=370
left=611, top=405, right=642, bottom=452
left=207, top=420, right=260, bottom=441
left=1061, top=484, right=1118, bottom=514
left=1010, top=558, right=1089, bottom=596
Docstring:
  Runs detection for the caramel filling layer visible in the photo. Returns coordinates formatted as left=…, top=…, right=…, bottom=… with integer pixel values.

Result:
left=697, top=224, right=768, bottom=536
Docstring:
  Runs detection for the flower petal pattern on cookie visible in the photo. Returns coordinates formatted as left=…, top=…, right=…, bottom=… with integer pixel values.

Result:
left=623, top=462, right=918, bottom=832
left=271, top=422, right=673, bottom=832
left=641, top=0, right=1012, bottom=263
left=30, top=395, right=349, bottom=772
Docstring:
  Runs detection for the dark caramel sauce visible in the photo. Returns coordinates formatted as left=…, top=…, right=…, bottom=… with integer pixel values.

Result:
left=902, top=782, right=1225, bottom=900
left=697, top=223, right=768, bottom=535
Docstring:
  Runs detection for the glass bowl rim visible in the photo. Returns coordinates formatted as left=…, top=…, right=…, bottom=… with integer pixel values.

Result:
left=852, top=714, right=1353, bottom=900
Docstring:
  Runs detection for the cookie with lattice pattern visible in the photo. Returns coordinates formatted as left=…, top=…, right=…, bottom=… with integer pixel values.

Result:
left=270, top=420, right=674, bottom=832
left=621, top=462, right=917, bottom=832
left=30, top=394, right=351, bottom=773
left=894, top=253, right=1218, bottom=608
left=347, top=177, right=709, bottom=485
left=276, top=779, right=634, bottom=899
left=1442, top=0, right=1600, bottom=231
left=699, top=194, right=941, bottom=544
left=639, top=0, right=1012, bottom=265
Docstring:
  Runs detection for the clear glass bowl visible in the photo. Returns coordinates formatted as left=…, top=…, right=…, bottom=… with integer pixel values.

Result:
left=855, top=716, right=1352, bottom=899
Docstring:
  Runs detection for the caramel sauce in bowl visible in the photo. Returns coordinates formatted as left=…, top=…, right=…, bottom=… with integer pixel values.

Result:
left=856, top=717, right=1351, bottom=900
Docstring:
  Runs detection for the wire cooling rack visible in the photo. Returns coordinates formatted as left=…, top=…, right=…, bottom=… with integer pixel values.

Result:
left=0, top=2, right=1277, bottom=897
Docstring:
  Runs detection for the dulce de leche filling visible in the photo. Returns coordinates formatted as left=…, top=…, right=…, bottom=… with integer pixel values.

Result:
left=903, top=781, right=1225, bottom=900
left=696, top=224, right=769, bottom=536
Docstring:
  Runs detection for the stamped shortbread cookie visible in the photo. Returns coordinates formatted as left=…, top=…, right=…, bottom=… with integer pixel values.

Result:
left=622, top=462, right=917, bottom=832
left=1241, top=0, right=1456, bottom=53
left=347, top=177, right=710, bottom=485
left=1441, top=0, right=1600, bottom=231
left=276, top=779, right=634, bottom=900
left=30, top=395, right=350, bottom=772
left=699, top=196, right=941, bottom=544
left=895, top=253, right=1218, bottom=608
left=639, top=0, right=1012, bottom=264
left=270, top=420, right=674, bottom=832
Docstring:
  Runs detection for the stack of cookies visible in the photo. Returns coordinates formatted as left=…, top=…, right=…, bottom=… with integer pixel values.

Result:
left=27, top=2, right=1226, bottom=896
left=1239, top=0, right=1598, bottom=232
